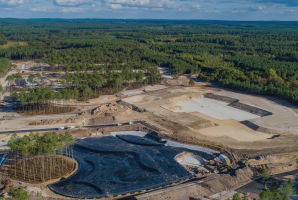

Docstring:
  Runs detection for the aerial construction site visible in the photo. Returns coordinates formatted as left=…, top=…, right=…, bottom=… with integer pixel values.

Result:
left=1, top=62, right=298, bottom=200
left=1, top=18, right=298, bottom=200
left=0, top=63, right=298, bottom=199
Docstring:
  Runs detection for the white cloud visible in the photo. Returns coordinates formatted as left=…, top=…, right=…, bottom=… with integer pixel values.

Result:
left=104, top=3, right=137, bottom=9
left=180, top=0, right=298, bottom=7
left=102, top=0, right=182, bottom=9
left=285, top=9, right=298, bottom=13
left=192, top=4, right=201, bottom=9
left=54, top=0, right=93, bottom=6
left=0, top=0, right=27, bottom=6
left=248, top=5, right=268, bottom=11
left=31, top=6, right=58, bottom=12
left=152, top=7, right=164, bottom=11
left=230, top=3, right=280, bottom=13
left=103, top=0, right=148, bottom=5
left=60, top=7, right=87, bottom=12
left=109, top=3, right=122, bottom=8
left=31, top=6, right=88, bottom=13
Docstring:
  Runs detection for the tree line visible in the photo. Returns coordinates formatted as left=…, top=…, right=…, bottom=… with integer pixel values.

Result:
left=0, top=34, right=7, bottom=45
left=11, top=85, right=77, bottom=114
left=8, top=132, right=76, bottom=182
left=1, top=20, right=298, bottom=104
left=11, top=65, right=162, bottom=104
left=0, top=58, right=9, bottom=77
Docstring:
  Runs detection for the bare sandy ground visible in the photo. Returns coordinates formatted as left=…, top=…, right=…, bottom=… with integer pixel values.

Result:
left=122, top=86, right=275, bottom=144
left=215, top=89, right=298, bottom=134
left=2, top=84, right=298, bottom=152
left=191, top=112, right=271, bottom=142
left=174, top=97, right=260, bottom=121
left=118, top=88, right=144, bottom=96
left=124, top=95, right=161, bottom=104
left=53, top=95, right=118, bottom=106
left=158, top=66, right=173, bottom=79
left=0, top=113, right=78, bottom=131
left=118, top=85, right=168, bottom=96
left=145, top=85, right=167, bottom=91
left=166, top=76, right=207, bottom=87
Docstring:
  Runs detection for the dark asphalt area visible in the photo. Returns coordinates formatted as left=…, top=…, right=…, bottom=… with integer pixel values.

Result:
left=0, top=128, right=60, bottom=134
left=236, top=169, right=298, bottom=194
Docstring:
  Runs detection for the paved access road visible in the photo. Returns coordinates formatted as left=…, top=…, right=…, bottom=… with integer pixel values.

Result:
left=0, top=121, right=141, bottom=134
left=236, top=169, right=298, bottom=194
left=0, top=127, right=62, bottom=134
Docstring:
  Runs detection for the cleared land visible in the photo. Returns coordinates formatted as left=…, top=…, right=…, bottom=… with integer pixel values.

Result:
left=174, top=97, right=260, bottom=121
left=119, top=86, right=298, bottom=154
left=215, top=90, right=298, bottom=134
left=191, top=112, right=271, bottom=142
left=2, top=77, right=298, bottom=171
left=2, top=83, right=298, bottom=149
left=3, top=79, right=298, bottom=200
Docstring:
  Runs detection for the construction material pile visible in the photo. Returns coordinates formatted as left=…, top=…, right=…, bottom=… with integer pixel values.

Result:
left=91, top=102, right=133, bottom=117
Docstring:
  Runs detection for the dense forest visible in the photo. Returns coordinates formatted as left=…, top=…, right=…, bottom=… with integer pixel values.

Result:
left=0, top=34, right=7, bottom=45
left=0, top=58, right=9, bottom=77
left=1, top=19, right=298, bottom=104
left=8, top=132, right=75, bottom=182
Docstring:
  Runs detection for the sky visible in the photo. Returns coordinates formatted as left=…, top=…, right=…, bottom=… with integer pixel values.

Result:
left=0, top=0, right=298, bottom=20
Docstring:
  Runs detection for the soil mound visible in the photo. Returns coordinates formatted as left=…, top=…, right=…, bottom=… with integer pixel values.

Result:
left=91, top=102, right=133, bottom=117
left=136, top=167, right=254, bottom=200
left=89, top=116, right=115, bottom=125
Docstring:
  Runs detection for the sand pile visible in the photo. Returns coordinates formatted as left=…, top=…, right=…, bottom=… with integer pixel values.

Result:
left=24, top=187, right=49, bottom=198
left=175, top=152, right=205, bottom=167
left=136, top=167, right=254, bottom=200
left=191, top=112, right=270, bottom=141
left=91, top=102, right=133, bottom=117
left=202, top=167, right=253, bottom=193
